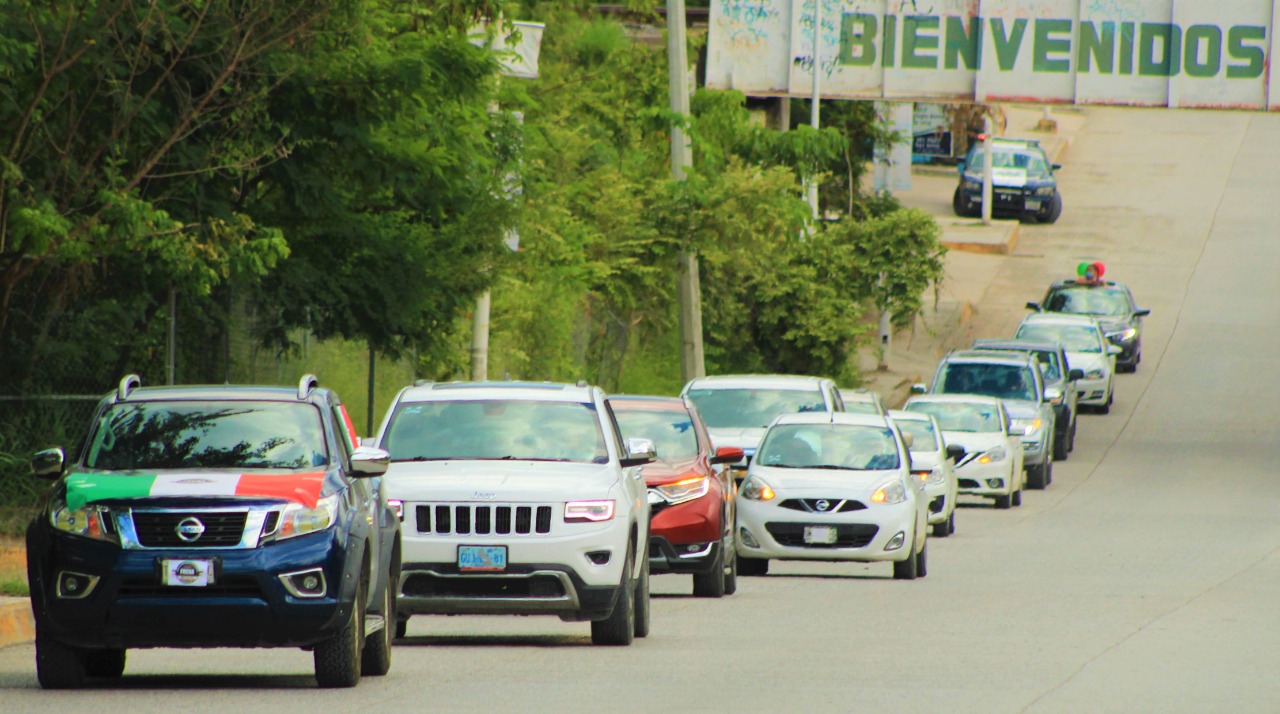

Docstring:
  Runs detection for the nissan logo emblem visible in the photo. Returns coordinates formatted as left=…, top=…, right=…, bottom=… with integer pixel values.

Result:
left=815, top=499, right=830, bottom=512
left=176, top=517, right=206, bottom=542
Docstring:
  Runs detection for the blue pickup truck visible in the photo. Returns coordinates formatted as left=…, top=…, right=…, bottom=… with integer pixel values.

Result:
left=22, top=374, right=400, bottom=688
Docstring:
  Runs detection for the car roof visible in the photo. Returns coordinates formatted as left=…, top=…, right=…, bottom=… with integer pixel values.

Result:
left=1047, top=278, right=1128, bottom=290
left=972, top=339, right=1064, bottom=354
left=838, top=388, right=882, bottom=400
left=887, top=409, right=933, bottom=423
left=905, top=394, right=1003, bottom=407
left=940, top=349, right=1037, bottom=367
left=396, top=380, right=597, bottom=403
left=684, top=374, right=829, bottom=391
left=1020, top=312, right=1101, bottom=328
left=113, top=384, right=315, bottom=403
left=608, top=395, right=686, bottom=412
left=772, top=412, right=893, bottom=428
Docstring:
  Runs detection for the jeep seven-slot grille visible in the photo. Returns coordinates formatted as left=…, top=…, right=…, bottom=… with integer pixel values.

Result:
left=132, top=511, right=248, bottom=547
left=415, top=504, right=554, bottom=536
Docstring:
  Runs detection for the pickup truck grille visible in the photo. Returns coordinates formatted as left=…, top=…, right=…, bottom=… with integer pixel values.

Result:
left=414, top=504, right=554, bottom=536
left=132, top=511, right=248, bottom=547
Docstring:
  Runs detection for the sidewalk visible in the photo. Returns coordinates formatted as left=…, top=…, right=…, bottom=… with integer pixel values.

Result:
left=0, top=597, right=32, bottom=649
left=859, top=105, right=1086, bottom=406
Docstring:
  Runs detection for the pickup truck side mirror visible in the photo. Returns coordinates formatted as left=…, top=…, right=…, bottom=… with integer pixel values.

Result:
left=1068, top=368, right=1085, bottom=381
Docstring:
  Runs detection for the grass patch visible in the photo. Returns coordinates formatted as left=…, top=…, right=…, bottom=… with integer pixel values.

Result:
left=0, top=576, right=28, bottom=598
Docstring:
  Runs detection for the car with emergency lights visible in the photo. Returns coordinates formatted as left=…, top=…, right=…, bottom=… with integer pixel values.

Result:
left=972, top=338, right=1084, bottom=460
left=22, top=374, right=399, bottom=689
left=610, top=396, right=745, bottom=598
left=888, top=410, right=964, bottom=538
left=1016, top=313, right=1121, bottom=414
left=681, top=375, right=843, bottom=480
left=373, top=381, right=653, bottom=646
left=903, top=395, right=1026, bottom=510
left=1027, top=278, right=1150, bottom=373
left=953, top=137, right=1063, bottom=223
left=734, top=412, right=929, bottom=580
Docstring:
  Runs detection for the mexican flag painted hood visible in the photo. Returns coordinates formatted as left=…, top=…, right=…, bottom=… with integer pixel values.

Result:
left=63, top=470, right=327, bottom=511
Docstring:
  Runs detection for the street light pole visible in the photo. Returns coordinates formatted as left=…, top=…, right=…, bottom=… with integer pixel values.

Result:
left=806, top=0, right=821, bottom=219
left=667, top=0, right=704, bottom=382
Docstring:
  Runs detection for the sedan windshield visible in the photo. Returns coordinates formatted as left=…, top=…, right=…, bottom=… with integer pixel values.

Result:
left=939, top=364, right=1036, bottom=401
left=686, top=388, right=827, bottom=429
left=895, top=420, right=939, bottom=452
left=614, top=408, right=699, bottom=461
left=755, top=424, right=900, bottom=470
left=905, top=403, right=1003, bottom=433
left=383, top=400, right=608, bottom=464
left=969, top=147, right=1050, bottom=177
left=85, top=401, right=328, bottom=470
left=1016, top=324, right=1103, bottom=353
left=1045, top=286, right=1130, bottom=317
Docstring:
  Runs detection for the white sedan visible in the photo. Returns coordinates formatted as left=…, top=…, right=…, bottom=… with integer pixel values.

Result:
left=1015, top=312, right=1121, bottom=413
left=902, top=395, right=1026, bottom=509
left=734, top=412, right=929, bottom=580
left=888, top=409, right=963, bottom=537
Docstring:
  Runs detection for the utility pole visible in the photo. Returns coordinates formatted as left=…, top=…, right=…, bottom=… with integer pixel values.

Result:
left=981, top=116, right=994, bottom=225
left=805, top=0, right=821, bottom=220
left=667, top=0, right=704, bottom=382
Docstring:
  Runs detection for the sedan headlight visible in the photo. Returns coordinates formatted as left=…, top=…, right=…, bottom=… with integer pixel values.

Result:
left=1034, top=186, right=1056, bottom=196
left=977, top=447, right=1007, bottom=464
left=926, top=469, right=947, bottom=486
left=1107, top=328, right=1138, bottom=342
left=650, top=476, right=710, bottom=506
left=871, top=479, right=907, bottom=505
left=274, top=494, right=340, bottom=541
left=962, top=177, right=981, bottom=191
left=1011, top=417, right=1043, bottom=437
left=740, top=477, right=775, bottom=502
left=50, top=502, right=117, bottom=543
left=1084, top=367, right=1106, bottom=379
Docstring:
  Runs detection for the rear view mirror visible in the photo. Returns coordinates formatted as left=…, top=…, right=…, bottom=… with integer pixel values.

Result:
left=910, top=383, right=928, bottom=395
left=901, top=432, right=914, bottom=449
left=1068, top=368, right=1085, bottom=381
left=710, top=445, right=745, bottom=465
left=1044, top=387, right=1062, bottom=402
left=1025, top=301, right=1042, bottom=311
left=621, top=437, right=657, bottom=468
left=945, top=444, right=967, bottom=462
left=957, top=160, right=967, bottom=174
left=1135, top=308, right=1151, bottom=317
left=351, top=445, right=391, bottom=477
left=31, top=447, right=65, bottom=479
left=1107, top=345, right=1122, bottom=356
left=1052, top=163, right=1063, bottom=171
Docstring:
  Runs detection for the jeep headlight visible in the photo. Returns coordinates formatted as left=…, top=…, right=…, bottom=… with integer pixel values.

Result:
left=740, top=477, right=775, bottom=502
left=274, top=494, right=339, bottom=541
left=1011, top=418, right=1043, bottom=437
left=50, top=501, right=117, bottom=543
left=871, top=479, right=907, bottom=505
left=977, top=447, right=1007, bottom=464
left=651, top=476, right=710, bottom=506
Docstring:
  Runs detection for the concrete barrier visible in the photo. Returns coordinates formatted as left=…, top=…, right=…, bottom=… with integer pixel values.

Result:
left=0, top=598, right=33, bottom=649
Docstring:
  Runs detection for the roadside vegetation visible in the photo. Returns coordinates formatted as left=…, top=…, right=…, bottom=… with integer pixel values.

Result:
left=0, top=1, right=945, bottom=506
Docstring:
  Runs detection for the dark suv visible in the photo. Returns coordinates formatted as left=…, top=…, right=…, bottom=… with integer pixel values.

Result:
left=22, top=375, right=399, bottom=689
left=1027, top=279, right=1150, bottom=372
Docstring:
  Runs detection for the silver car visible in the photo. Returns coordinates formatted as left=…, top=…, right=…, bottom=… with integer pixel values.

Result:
left=1015, top=313, right=1121, bottom=414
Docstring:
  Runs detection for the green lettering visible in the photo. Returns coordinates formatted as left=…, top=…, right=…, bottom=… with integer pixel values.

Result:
left=1183, top=25, right=1221, bottom=78
left=944, top=16, right=981, bottom=70
left=990, top=18, right=1028, bottom=71
left=1120, top=22, right=1135, bottom=74
left=839, top=13, right=878, bottom=67
left=1227, top=25, right=1266, bottom=79
left=883, top=15, right=897, bottom=68
left=1079, top=21, right=1115, bottom=73
left=1138, top=23, right=1180, bottom=77
left=1033, top=19, right=1072, bottom=73
left=903, top=15, right=939, bottom=69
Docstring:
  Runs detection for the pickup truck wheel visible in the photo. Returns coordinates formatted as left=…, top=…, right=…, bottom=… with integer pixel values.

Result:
left=82, top=648, right=126, bottom=678
left=692, top=542, right=726, bottom=598
left=361, top=578, right=394, bottom=677
left=633, top=555, right=651, bottom=638
left=314, top=578, right=365, bottom=688
left=591, top=548, right=635, bottom=646
left=35, top=627, right=87, bottom=689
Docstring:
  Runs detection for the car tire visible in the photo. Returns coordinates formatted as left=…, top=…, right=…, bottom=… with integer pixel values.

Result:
left=722, top=534, right=739, bottom=596
left=738, top=556, right=769, bottom=576
left=1053, top=428, right=1070, bottom=461
left=892, top=546, right=918, bottom=580
left=1027, top=461, right=1049, bottom=490
left=395, top=618, right=409, bottom=640
left=916, top=538, right=928, bottom=578
left=35, top=627, right=88, bottom=690
left=360, top=578, right=394, bottom=677
left=633, top=555, right=651, bottom=639
left=994, top=493, right=1012, bottom=509
left=692, top=542, right=726, bottom=598
left=314, top=575, right=365, bottom=688
left=931, top=518, right=950, bottom=538
left=82, top=648, right=126, bottom=679
left=1012, top=488, right=1023, bottom=507
left=948, top=510, right=956, bottom=535
left=1039, top=193, right=1063, bottom=223
left=591, top=547, right=635, bottom=646
left=953, top=187, right=977, bottom=217
left=1098, top=390, right=1113, bottom=414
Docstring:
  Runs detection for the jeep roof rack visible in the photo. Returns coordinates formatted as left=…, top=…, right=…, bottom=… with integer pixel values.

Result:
left=297, top=374, right=319, bottom=400
left=117, top=374, right=141, bottom=401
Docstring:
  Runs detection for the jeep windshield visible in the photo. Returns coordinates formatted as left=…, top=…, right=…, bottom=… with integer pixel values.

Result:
left=756, top=424, right=899, bottom=471
left=685, top=388, right=827, bottom=429
left=85, top=401, right=329, bottom=470
left=383, top=400, right=609, bottom=464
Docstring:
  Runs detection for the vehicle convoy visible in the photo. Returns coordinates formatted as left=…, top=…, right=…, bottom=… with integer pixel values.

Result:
left=734, top=412, right=929, bottom=580
left=374, top=381, right=653, bottom=646
left=915, top=349, right=1057, bottom=489
left=1016, top=313, right=1121, bottom=413
left=903, top=395, right=1026, bottom=509
left=1027, top=278, right=1150, bottom=373
left=681, top=375, right=843, bottom=479
left=22, top=375, right=399, bottom=689
left=971, top=338, right=1084, bottom=460
left=887, top=410, right=964, bottom=538
left=610, top=396, right=744, bottom=598
left=952, top=137, right=1063, bottom=223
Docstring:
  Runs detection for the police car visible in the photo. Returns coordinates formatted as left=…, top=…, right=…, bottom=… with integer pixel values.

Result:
left=952, top=137, right=1063, bottom=224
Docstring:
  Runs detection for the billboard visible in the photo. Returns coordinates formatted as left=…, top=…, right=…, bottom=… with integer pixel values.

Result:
left=706, top=0, right=1280, bottom=109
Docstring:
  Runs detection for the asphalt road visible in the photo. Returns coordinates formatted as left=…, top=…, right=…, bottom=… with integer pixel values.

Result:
left=3, top=107, right=1279, bottom=713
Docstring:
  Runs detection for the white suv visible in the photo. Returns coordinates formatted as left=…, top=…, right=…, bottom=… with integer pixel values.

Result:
left=373, top=381, right=653, bottom=646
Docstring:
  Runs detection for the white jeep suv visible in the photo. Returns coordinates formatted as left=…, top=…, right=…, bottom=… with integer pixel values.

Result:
left=373, top=381, right=653, bottom=646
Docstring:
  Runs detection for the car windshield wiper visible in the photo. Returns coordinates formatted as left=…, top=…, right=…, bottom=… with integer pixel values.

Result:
left=471, top=456, right=575, bottom=462
left=394, top=456, right=449, bottom=462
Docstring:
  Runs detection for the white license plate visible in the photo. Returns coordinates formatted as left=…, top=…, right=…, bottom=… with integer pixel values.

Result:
left=1025, top=199, right=1042, bottom=210
left=458, top=545, right=507, bottom=572
left=803, top=526, right=838, bottom=544
left=162, top=558, right=215, bottom=587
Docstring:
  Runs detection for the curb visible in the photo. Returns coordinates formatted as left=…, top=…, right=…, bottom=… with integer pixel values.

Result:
left=0, top=599, right=34, bottom=649
left=940, top=220, right=1021, bottom=255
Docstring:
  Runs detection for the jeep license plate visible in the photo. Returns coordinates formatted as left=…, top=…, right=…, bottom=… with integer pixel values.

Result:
left=161, top=558, right=215, bottom=587
left=458, top=545, right=507, bottom=572
left=803, top=526, right=838, bottom=545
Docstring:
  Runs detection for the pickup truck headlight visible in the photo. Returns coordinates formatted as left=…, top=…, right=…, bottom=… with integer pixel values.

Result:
left=871, top=479, right=907, bottom=505
left=274, top=494, right=339, bottom=541
left=1011, top=417, right=1043, bottom=437
left=977, top=447, right=1007, bottom=464
left=740, top=477, right=775, bottom=502
left=50, top=501, right=117, bottom=543
left=650, top=476, right=710, bottom=506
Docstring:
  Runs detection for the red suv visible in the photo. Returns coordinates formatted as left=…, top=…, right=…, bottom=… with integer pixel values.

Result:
left=610, top=397, right=744, bottom=598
